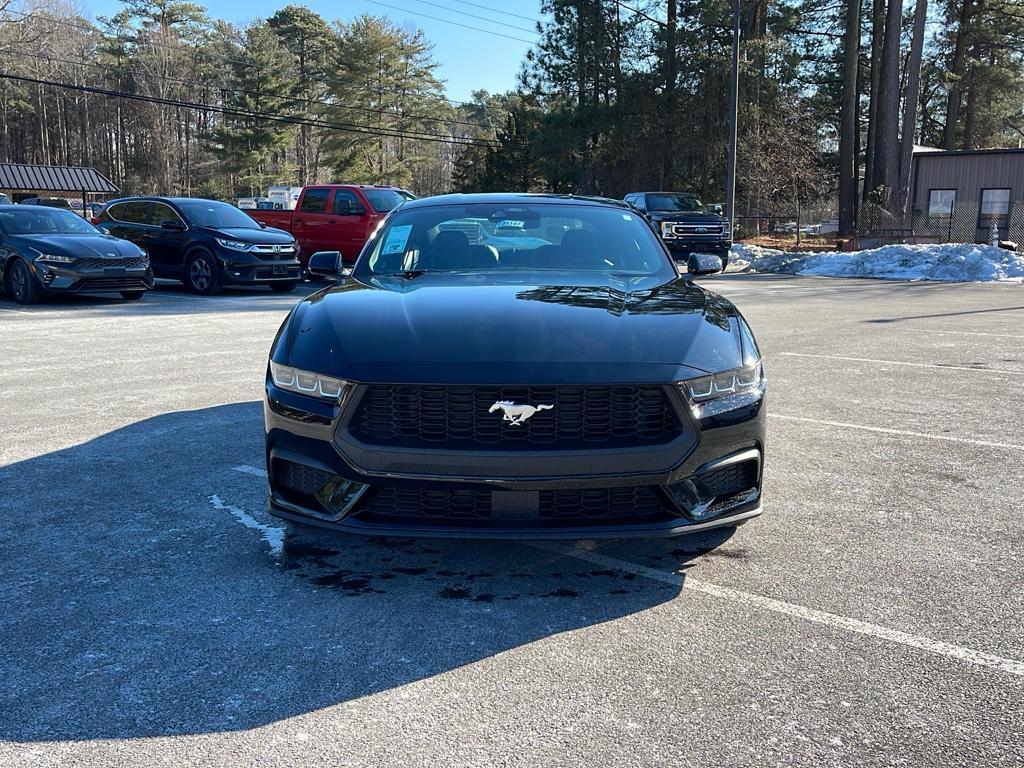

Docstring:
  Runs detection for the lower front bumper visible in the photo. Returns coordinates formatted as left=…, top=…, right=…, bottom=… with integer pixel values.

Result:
left=36, top=265, right=153, bottom=294
left=219, top=257, right=301, bottom=285
left=269, top=494, right=761, bottom=539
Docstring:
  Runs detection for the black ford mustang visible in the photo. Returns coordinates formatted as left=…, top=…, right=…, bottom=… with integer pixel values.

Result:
left=0, top=205, right=152, bottom=304
left=264, top=194, right=765, bottom=538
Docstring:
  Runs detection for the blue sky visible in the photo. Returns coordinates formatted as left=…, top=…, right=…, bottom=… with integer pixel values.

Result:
left=85, top=0, right=544, bottom=102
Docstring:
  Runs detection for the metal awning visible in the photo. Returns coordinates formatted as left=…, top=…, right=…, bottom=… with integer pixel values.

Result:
left=0, top=163, right=118, bottom=194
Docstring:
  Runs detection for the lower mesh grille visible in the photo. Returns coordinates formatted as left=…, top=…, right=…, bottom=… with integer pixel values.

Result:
left=361, top=485, right=669, bottom=524
left=77, top=256, right=149, bottom=270
left=695, top=460, right=758, bottom=498
left=79, top=277, right=149, bottom=291
left=538, top=487, right=664, bottom=520
left=367, top=487, right=492, bottom=520
left=278, top=461, right=333, bottom=496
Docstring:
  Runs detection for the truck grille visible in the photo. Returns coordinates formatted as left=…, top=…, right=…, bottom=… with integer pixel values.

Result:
left=348, top=384, right=680, bottom=449
left=661, top=222, right=723, bottom=239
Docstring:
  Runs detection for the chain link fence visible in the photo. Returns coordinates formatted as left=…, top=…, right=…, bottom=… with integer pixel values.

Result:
left=858, top=200, right=1024, bottom=248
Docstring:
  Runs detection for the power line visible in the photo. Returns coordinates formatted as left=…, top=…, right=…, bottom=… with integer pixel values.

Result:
left=407, top=0, right=536, bottom=33
left=0, top=72, right=500, bottom=148
left=612, top=0, right=665, bottom=28
left=359, top=0, right=537, bottom=43
left=441, top=0, right=539, bottom=23
left=0, top=47, right=505, bottom=134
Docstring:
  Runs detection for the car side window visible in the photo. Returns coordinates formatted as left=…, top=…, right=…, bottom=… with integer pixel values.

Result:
left=332, top=190, right=365, bottom=216
left=634, top=195, right=646, bottom=211
left=151, top=203, right=184, bottom=228
left=120, top=202, right=151, bottom=224
left=105, top=203, right=126, bottom=222
left=300, top=189, right=330, bottom=214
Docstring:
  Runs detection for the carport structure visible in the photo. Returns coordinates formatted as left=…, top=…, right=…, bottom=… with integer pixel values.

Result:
left=0, top=162, right=118, bottom=213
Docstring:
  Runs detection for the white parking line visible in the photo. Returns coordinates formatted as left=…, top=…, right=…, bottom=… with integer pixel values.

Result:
left=903, top=328, right=1024, bottom=339
left=532, top=542, right=1024, bottom=678
left=779, top=352, right=1021, bottom=375
left=770, top=414, right=1024, bottom=451
left=233, top=464, right=268, bottom=478
left=225, top=466, right=1024, bottom=677
left=209, top=494, right=283, bottom=556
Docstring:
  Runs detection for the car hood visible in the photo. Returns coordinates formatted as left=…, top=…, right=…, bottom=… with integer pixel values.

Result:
left=15, top=233, right=144, bottom=257
left=204, top=226, right=294, bottom=244
left=274, top=274, right=745, bottom=385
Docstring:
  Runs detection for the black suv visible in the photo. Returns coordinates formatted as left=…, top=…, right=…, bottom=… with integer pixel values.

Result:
left=624, top=192, right=731, bottom=268
left=95, top=197, right=301, bottom=294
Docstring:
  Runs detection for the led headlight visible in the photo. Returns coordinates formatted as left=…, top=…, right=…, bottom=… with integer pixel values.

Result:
left=679, top=362, right=764, bottom=419
left=215, top=238, right=254, bottom=252
left=269, top=361, right=349, bottom=401
left=36, top=253, right=76, bottom=264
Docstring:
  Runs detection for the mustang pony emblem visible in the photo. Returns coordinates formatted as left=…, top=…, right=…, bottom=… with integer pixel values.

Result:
left=489, top=400, right=553, bottom=426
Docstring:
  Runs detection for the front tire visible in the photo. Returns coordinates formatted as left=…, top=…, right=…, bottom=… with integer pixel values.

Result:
left=9, top=259, right=40, bottom=305
left=269, top=281, right=299, bottom=293
left=185, top=251, right=222, bottom=295
left=120, top=290, right=145, bottom=301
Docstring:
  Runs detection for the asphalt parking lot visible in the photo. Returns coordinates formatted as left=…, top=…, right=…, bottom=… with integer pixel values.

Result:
left=2, top=274, right=1022, bottom=767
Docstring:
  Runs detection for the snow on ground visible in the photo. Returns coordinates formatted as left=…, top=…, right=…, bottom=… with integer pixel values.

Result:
left=729, top=242, right=1024, bottom=282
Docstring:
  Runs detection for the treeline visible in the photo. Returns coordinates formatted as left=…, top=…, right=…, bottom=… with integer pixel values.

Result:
left=1, top=0, right=1022, bottom=227
left=458, top=0, right=1024, bottom=228
left=0, top=0, right=499, bottom=198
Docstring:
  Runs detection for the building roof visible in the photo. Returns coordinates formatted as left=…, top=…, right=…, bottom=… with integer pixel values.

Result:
left=0, top=163, right=118, bottom=194
left=912, top=147, right=1024, bottom=158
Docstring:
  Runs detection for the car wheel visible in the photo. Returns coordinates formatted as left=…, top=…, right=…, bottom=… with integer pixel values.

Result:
left=185, top=251, right=222, bottom=295
left=9, top=259, right=40, bottom=305
left=269, top=281, right=299, bottom=293
left=120, top=290, right=145, bottom=301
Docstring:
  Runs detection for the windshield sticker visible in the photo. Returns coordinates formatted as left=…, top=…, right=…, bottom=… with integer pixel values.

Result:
left=496, top=220, right=525, bottom=229
left=382, top=225, right=412, bottom=255
left=622, top=213, right=633, bottom=221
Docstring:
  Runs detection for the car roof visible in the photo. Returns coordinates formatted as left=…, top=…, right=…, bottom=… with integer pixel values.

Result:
left=398, top=193, right=631, bottom=210
left=627, top=191, right=700, bottom=196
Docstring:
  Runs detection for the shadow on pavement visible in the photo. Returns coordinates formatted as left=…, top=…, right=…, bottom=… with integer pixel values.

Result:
left=0, top=402, right=735, bottom=741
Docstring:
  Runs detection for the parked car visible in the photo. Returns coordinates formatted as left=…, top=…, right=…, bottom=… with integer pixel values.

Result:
left=0, top=204, right=152, bottom=304
left=94, top=197, right=301, bottom=294
left=264, top=193, right=766, bottom=538
left=0, top=193, right=11, bottom=205
left=624, top=192, right=732, bottom=268
left=250, top=184, right=416, bottom=267
left=19, top=196, right=73, bottom=210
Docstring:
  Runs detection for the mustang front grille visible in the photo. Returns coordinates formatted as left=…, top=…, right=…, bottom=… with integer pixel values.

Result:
left=348, top=384, right=681, bottom=449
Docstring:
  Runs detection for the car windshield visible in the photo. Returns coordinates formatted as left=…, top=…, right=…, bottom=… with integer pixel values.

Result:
left=363, top=189, right=411, bottom=213
left=176, top=200, right=260, bottom=229
left=0, top=207, right=98, bottom=235
left=358, top=202, right=672, bottom=277
left=646, top=194, right=706, bottom=213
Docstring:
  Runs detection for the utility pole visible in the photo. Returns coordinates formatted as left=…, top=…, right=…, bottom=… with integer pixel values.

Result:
left=725, top=0, right=740, bottom=232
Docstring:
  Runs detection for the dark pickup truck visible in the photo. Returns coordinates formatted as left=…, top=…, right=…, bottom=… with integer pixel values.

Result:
left=624, top=192, right=732, bottom=268
left=249, top=185, right=415, bottom=266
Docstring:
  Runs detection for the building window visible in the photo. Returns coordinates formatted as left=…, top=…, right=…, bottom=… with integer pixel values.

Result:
left=928, top=189, right=956, bottom=216
left=980, top=188, right=1010, bottom=222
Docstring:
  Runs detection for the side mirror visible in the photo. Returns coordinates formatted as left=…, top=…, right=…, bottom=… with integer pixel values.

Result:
left=686, top=252, right=723, bottom=276
left=308, top=250, right=344, bottom=281
left=160, top=220, right=185, bottom=231
left=709, top=204, right=724, bottom=215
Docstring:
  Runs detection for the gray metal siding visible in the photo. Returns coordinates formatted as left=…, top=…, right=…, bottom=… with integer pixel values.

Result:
left=912, top=152, right=1024, bottom=214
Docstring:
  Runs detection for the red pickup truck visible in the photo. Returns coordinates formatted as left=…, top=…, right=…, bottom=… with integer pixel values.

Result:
left=249, top=185, right=415, bottom=266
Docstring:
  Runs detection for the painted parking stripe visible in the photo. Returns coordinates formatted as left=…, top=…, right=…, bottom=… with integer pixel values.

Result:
left=531, top=542, right=1024, bottom=678
left=779, top=352, right=1021, bottom=375
left=226, top=466, right=1024, bottom=677
left=903, top=328, right=1024, bottom=339
left=234, top=464, right=269, bottom=478
left=770, top=414, right=1024, bottom=451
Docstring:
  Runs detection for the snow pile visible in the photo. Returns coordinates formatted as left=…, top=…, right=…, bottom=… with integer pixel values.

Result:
left=729, top=242, right=1024, bottom=282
